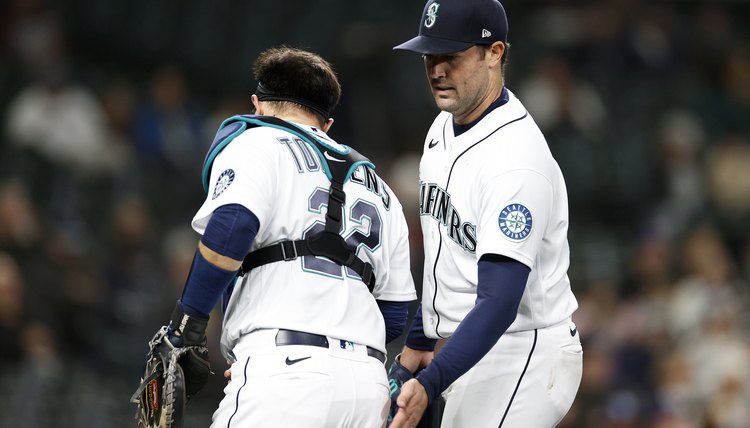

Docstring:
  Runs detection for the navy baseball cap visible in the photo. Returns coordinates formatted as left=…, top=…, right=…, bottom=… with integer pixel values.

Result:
left=394, top=0, right=508, bottom=55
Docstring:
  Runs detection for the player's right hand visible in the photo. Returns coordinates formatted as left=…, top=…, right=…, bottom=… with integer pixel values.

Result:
left=387, top=354, right=415, bottom=426
left=390, top=378, right=429, bottom=428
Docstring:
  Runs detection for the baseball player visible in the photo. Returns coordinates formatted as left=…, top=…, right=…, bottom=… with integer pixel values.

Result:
left=136, top=47, right=417, bottom=428
left=387, top=1, right=583, bottom=427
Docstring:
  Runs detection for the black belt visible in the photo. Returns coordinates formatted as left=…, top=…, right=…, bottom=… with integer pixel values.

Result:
left=275, top=329, right=386, bottom=364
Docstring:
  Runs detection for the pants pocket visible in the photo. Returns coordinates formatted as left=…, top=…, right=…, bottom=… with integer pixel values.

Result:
left=547, top=339, right=583, bottom=419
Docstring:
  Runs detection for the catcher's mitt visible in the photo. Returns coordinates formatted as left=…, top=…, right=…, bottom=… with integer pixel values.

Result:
left=131, top=303, right=210, bottom=428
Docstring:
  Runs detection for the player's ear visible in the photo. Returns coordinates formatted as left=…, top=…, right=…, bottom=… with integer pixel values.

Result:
left=251, top=94, right=263, bottom=115
left=488, top=42, right=505, bottom=67
left=322, top=118, right=334, bottom=133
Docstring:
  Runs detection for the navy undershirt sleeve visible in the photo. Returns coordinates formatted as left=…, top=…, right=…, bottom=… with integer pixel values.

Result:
left=405, top=304, right=437, bottom=351
left=180, top=204, right=260, bottom=318
left=415, top=254, right=530, bottom=403
left=377, top=300, right=410, bottom=343
left=200, top=204, right=260, bottom=260
left=180, top=250, right=238, bottom=318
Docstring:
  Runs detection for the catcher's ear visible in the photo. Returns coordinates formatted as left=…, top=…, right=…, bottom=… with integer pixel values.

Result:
left=322, top=118, right=334, bottom=133
left=251, top=94, right=262, bottom=115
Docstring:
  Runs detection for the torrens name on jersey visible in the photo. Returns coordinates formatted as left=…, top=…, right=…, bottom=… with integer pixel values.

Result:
left=419, top=182, right=477, bottom=253
left=279, top=136, right=391, bottom=210
left=350, top=167, right=391, bottom=210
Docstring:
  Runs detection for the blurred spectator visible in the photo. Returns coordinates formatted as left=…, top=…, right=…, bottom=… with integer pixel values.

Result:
left=0, top=252, right=25, bottom=368
left=133, top=63, right=206, bottom=170
left=203, top=93, right=250, bottom=143
left=99, top=192, right=167, bottom=376
left=1, top=0, right=64, bottom=79
left=4, top=53, right=118, bottom=174
left=99, top=76, right=138, bottom=175
left=0, top=179, right=41, bottom=253
left=683, top=305, right=750, bottom=428
left=519, top=54, right=607, bottom=139
left=704, top=132, right=750, bottom=251
left=712, top=45, right=750, bottom=135
left=132, top=63, right=207, bottom=223
left=667, top=224, right=746, bottom=342
left=0, top=320, right=61, bottom=427
left=0, top=250, right=63, bottom=426
left=650, top=109, right=707, bottom=240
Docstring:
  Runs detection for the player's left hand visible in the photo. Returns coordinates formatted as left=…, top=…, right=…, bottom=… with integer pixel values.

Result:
left=389, top=379, right=429, bottom=428
left=131, top=302, right=211, bottom=428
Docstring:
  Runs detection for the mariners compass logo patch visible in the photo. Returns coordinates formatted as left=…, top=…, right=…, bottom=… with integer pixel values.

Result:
left=212, top=169, right=235, bottom=200
left=498, top=203, right=533, bottom=241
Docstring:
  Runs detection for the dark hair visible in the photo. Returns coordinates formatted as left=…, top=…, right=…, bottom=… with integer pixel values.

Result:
left=253, top=46, right=341, bottom=121
left=478, top=42, right=511, bottom=73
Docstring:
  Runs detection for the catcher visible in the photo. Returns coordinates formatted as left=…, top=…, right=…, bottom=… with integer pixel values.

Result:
left=132, top=46, right=416, bottom=427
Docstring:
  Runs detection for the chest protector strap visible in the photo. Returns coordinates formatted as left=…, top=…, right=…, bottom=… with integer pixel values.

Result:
left=202, top=115, right=376, bottom=291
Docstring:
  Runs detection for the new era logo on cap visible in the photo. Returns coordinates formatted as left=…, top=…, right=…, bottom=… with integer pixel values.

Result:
left=394, top=0, right=509, bottom=55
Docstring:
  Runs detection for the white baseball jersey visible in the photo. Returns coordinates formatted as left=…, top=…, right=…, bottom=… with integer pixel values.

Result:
left=418, top=90, right=578, bottom=339
left=192, top=122, right=417, bottom=359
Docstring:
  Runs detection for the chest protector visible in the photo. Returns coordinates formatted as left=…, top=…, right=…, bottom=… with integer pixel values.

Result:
left=202, top=115, right=377, bottom=291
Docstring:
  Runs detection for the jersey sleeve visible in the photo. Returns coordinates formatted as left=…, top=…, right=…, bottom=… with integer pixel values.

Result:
left=192, top=132, right=278, bottom=235
left=475, top=169, right=554, bottom=268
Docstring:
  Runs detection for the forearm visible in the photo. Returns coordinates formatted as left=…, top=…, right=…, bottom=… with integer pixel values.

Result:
left=415, top=255, right=529, bottom=403
left=415, top=295, right=517, bottom=402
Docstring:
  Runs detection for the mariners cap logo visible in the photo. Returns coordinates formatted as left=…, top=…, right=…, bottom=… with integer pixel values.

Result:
left=212, top=169, right=235, bottom=200
left=424, top=2, right=439, bottom=28
left=498, top=203, right=533, bottom=241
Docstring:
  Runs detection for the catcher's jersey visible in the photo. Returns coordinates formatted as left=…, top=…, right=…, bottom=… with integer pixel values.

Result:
left=192, top=123, right=416, bottom=359
left=419, top=90, right=578, bottom=338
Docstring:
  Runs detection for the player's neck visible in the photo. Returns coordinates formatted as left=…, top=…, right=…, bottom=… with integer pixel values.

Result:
left=454, top=81, right=504, bottom=125
left=453, top=87, right=509, bottom=136
left=273, top=112, right=323, bottom=129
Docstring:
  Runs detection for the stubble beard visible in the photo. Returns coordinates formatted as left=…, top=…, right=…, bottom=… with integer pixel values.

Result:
left=434, top=88, right=482, bottom=123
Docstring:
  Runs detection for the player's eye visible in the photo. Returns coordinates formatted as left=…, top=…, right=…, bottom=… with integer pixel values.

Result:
left=423, top=54, right=454, bottom=65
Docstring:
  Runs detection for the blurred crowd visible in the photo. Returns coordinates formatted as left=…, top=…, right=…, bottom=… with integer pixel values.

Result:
left=1, top=0, right=750, bottom=427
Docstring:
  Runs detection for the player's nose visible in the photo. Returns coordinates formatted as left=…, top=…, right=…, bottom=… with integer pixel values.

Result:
left=424, top=57, right=446, bottom=79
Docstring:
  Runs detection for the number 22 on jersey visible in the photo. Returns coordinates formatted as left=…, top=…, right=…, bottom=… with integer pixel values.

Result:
left=303, top=187, right=382, bottom=281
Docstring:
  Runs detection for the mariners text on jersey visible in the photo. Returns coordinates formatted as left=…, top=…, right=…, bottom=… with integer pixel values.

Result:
left=419, top=181, right=477, bottom=253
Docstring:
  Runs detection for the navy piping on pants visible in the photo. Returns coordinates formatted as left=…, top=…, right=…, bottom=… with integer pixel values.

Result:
left=498, top=329, right=538, bottom=427
left=227, top=357, right=251, bottom=428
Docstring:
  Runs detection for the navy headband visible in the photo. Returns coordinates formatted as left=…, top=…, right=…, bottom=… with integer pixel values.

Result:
left=255, top=82, right=330, bottom=119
